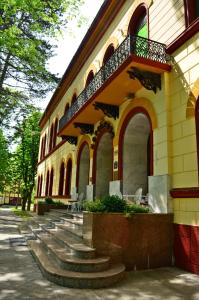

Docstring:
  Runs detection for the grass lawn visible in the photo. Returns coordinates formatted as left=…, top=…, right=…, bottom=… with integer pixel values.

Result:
left=11, top=207, right=33, bottom=219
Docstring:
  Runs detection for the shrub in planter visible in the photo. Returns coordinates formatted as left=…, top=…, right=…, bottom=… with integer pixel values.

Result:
left=83, top=199, right=106, bottom=212
left=36, top=201, right=48, bottom=215
left=125, top=203, right=149, bottom=217
left=84, top=195, right=127, bottom=213
left=45, top=197, right=54, bottom=205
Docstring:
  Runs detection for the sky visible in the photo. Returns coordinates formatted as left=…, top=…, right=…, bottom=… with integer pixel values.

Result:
left=39, top=0, right=104, bottom=110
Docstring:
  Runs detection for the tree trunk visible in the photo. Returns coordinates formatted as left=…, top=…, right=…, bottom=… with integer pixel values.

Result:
left=27, top=194, right=31, bottom=211
left=22, top=198, right=27, bottom=211
left=0, top=52, right=11, bottom=92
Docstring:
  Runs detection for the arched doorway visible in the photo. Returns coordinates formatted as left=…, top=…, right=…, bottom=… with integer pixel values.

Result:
left=120, top=111, right=152, bottom=195
left=128, top=4, right=148, bottom=38
left=58, top=162, right=65, bottom=196
left=65, top=159, right=72, bottom=197
left=95, top=132, right=113, bottom=198
left=45, top=170, right=50, bottom=196
left=77, top=143, right=90, bottom=198
left=49, top=168, right=54, bottom=196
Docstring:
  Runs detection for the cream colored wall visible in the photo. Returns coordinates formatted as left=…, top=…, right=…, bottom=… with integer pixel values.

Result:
left=37, top=142, right=76, bottom=200
left=38, top=0, right=195, bottom=206
left=40, top=0, right=185, bottom=144
left=169, top=32, right=199, bottom=188
left=149, top=0, right=185, bottom=45
left=174, top=198, right=199, bottom=226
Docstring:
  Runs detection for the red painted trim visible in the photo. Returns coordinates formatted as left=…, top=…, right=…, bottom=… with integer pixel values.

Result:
left=118, top=107, right=153, bottom=181
left=37, top=140, right=65, bottom=166
left=184, top=0, right=197, bottom=27
left=195, top=97, right=199, bottom=181
left=76, top=141, right=90, bottom=190
left=92, top=128, right=114, bottom=185
left=170, top=187, right=199, bottom=198
left=167, top=18, right=199, bottom=54
left=53, top=118, right=58, bottom=148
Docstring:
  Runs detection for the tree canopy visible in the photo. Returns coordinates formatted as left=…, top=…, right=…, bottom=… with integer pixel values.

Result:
left=0, top=0, right=84, bottom=127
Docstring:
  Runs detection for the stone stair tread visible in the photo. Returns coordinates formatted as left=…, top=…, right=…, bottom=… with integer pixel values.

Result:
left=60, top=217, right=83, bottom=225
left=52, top=210, right=83, bottom=219
left=55, top=223, right=82, bottom=237
left=29, top=239, right=125, bottom=279
left=39, top=234, right=109, bottom=265
left=43, top=228, right=95, bottom=253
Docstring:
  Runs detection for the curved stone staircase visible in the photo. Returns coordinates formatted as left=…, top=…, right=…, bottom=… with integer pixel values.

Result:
left=21, top=210, right=125, bottom=288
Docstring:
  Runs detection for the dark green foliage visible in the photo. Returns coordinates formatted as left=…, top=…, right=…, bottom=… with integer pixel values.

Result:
left=84, top=195, right=149, bottom=215
left=101, top=195, right=127, bottom=213
left=83, top=199, right=106, bottom=213
left=125, top=204, right=150, bottom=215
left=45, top=197, right=54, bottom=205
left=0, top=0, right=84, bottom=128
left=0, top=129, right=9, bottom=192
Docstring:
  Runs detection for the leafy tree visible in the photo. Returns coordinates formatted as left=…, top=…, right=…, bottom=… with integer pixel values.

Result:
left=0, top=0, right=84, bottom=127
left=0, top=129, right=9, bottom=192
left=14, top=109, right=42, bottom=210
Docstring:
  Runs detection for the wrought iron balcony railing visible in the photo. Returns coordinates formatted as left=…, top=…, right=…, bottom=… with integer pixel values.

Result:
left=59, top=34, right=169, bottom=132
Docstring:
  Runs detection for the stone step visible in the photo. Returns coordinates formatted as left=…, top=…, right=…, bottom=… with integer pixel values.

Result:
left=39, top=234, right=110, bottom=272
left=51, top=209, right=83, bottom=220
left=54, top=222, right=83, bottom=239
left=42, top=228, right=95, bottom=259
left=60, top=217, right=83, bottom=227
left=28, top=240, right=125, bottom=289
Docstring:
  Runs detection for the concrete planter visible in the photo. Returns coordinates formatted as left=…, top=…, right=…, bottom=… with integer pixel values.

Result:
left=36, top=203, right=49, bottom=215
left=83, top=212, right=173, bottom=270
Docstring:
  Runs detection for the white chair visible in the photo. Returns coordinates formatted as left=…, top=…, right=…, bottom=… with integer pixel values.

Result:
left=71, top=192, right=84, bottom=212
left=123, top=188, right=143, bottom=205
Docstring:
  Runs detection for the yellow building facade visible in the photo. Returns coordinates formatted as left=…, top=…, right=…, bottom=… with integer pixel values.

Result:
left=37, top=0, right=199, bottom=274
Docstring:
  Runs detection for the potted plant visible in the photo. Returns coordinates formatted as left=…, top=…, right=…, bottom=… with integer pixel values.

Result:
left=83, top=195, right=173, bottom=271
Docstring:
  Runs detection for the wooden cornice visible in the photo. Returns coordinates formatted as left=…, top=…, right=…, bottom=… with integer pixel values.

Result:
left=39, top=0, right=126, bottom=129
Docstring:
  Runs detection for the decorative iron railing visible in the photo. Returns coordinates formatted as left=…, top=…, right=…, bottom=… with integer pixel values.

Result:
left=59, top=35, right=168, bottom=132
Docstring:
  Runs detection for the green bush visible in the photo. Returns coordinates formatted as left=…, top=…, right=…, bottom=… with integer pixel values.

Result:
left=45, top=197, right=54, bottom=204
left=125, top=204, right=149, bottom=216
left=83, top=195, right=149, bottom=215
left=83, top=199, right=106, bottom=212
left=84, top=195, right=127, bottom=213
left=101, top=195, right=127, bottom=212
left=38, top=200, right=46, bottom=205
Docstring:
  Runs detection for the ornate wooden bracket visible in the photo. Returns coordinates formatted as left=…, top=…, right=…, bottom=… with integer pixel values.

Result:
left=74, top=122, right=94, bottom=135
left=61, top=135, right=77, bottom=145
left=91, top=120, right=115, bottom=149
left=127, top=67, right=161, bottom=94
left=93, top=102, right=119, bottom=120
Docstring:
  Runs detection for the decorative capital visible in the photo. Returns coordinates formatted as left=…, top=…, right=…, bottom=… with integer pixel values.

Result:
left=127, top=67, right=161, bottom=94
left=74, top=122, right=94, bottom=135
left=61, top=135, right=77, bottom=145
left=93, top=102, right=119, bottom=120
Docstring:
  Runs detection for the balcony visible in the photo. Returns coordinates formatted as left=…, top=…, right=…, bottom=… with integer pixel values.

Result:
left=58, top=34, right=170, bottom=137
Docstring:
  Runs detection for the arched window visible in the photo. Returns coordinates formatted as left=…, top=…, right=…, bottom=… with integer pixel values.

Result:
left=37, top=176, right=40, bottom=196
left=64, top=103, right=70, bottom=115
left=195, top=97, right=199, bottom=176
left=58, top=162, right=65, bottom=196
left=85, top=70, right=94, bottom=87
left=49, top=123, right=54, bottom=152
left=49, top=168, right=54, bottom=196
left=43, top=134, right=46, bottom=158
left=39, top=175, right=43, bottom=196
left=103, top=44, right=115, bottom=65
left=128, top=4, right=148, bottom=38
left=53, top=118, right=58, bottom=148
left=71, top=93, right=77, bottom=105
left=40, top=139, right=44, bottom=161
left=45, top=170, right=50, bottom=196
left=65, top=159, right=72, bottom=197
left=184, top=0, right=199, bottom=27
